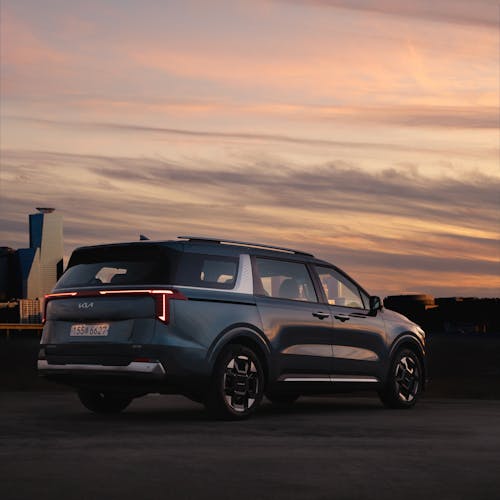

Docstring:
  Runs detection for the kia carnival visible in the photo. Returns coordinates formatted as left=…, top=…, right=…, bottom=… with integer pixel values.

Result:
left=39, top=236, right=426, bottom=419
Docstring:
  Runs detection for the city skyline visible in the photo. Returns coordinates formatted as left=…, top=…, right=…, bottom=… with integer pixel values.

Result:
left=1, top=0, right=499, bottom=298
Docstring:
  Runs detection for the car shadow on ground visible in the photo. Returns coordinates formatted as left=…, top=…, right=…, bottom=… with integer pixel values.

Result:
left=60, top=395, right=386, bottom=425
left=0, top=393, right=428, bottom=442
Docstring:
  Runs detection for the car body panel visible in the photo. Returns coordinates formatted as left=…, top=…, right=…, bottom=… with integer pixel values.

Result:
left=255, top=295, right=334, bottom=377
left=328, top=305, right=388, bottom=379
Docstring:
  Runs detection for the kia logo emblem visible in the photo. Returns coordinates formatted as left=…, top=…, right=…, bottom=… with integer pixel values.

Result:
left=78, top=302, right=94, bottom=309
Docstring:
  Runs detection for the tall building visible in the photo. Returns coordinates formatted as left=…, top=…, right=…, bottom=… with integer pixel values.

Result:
left=1, top=208, right=64, bottom=301
left=16, top=247, right=40, bottom=299
left=28, top=208, right=64, bottom=298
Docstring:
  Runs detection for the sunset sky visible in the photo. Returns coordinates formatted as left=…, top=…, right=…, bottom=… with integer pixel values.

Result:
left=1, top=0, right=499, bottom=298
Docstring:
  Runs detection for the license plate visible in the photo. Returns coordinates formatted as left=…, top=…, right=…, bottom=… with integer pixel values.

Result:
left=70, top=323, right=110, bottom=337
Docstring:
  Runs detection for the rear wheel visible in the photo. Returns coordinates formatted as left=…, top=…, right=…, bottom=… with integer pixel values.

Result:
left=204, top=344, right=265, bottom=420
left=379, top=348, right=423, bottom=409
left=77, top=389, right=133, bottom=414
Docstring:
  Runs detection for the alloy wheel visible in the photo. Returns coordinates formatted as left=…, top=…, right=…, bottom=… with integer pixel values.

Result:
left=394, top=355, right=420, bottom=402
left=222, top=354, right=260, bottom=413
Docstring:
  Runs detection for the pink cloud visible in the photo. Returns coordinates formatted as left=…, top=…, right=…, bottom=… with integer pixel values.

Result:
left=1, top=11, right=67, bottom=66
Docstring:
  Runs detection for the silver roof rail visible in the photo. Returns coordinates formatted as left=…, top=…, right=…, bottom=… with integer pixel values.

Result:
left=177, top=236, right=314, bottom=257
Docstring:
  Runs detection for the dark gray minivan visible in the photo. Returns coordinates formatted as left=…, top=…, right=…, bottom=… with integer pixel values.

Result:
left=39, top=236, right=426, bottom=419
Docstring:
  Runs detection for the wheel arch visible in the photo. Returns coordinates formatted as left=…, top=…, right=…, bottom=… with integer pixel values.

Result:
left=207, top=324, right=271, bottom=383
left=389, top=333, right=427, bottom=389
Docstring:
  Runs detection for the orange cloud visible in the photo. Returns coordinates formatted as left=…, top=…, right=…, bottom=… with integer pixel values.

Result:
left=124, top=15, right=496, bottom=108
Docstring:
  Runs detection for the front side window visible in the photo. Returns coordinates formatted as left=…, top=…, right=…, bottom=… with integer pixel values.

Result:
left=315, top=266, right=366, bottom=309
left=254, top=258, right=317, bottom=302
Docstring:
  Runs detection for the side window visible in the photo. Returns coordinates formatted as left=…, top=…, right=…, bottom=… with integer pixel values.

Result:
left=255, top=258, right=317, bottom=303
left=315, top=266, right=366, bottom=309
left=175, top=253, right=238, bottom=289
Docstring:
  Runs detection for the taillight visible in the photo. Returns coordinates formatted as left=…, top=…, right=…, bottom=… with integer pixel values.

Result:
left=98, top=288, right=187, bottom=323
left=43, top=292, right=77, bottom=323
left=151, top=290, right=187, bottom=324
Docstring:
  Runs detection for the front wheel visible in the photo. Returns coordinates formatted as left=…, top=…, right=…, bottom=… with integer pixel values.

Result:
left=204, top=344, right=265, bottom=420
left=77, top=389, right=133, bottom=414
left=379, top=348, right=423, bottom=409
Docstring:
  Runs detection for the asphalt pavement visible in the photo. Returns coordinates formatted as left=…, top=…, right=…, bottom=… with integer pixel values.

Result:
left=1, top=392, right=499, bottom=500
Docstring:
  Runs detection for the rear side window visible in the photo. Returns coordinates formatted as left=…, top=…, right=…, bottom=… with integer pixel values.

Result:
left=254, top=258, right=317, bottom=302
left=175, top=254, right=238, bottom=289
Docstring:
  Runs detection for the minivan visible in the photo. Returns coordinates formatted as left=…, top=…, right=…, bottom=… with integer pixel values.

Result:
left=39, top=236, right=426, bottom=419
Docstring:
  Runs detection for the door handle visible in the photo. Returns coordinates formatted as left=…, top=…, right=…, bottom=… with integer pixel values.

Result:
left=312, top=311, right=330, bottom=320
left=334, top=314, right=350, bottom=322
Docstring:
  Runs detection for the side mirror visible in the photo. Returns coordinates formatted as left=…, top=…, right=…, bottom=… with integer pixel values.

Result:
left=369, top=296, right=382, bottom=314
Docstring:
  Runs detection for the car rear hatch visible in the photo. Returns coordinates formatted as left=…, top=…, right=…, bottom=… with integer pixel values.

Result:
left=40, top=243, right=185, bottom=366
left=43, top=289, right=166, bottom=345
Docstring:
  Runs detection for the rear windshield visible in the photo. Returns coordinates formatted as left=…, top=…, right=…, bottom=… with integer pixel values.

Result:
left=56, top=261, right=165, bottom=288
left=55, top=245, right=239, bottom=290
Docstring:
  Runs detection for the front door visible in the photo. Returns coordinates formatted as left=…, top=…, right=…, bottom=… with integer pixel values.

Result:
left=314, top=266, right=386, bottom=380
left=254, top=257, right=333, bottom=380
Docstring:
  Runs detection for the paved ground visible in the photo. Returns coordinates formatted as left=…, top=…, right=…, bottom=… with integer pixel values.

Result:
left=1, top=393, right=499, bottom=500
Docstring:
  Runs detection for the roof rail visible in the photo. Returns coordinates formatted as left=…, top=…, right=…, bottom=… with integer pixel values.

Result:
left=177, top=236, right=314, bottom=257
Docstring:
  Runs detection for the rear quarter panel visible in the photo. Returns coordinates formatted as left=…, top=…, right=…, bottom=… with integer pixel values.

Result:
left=158, top=288, right=265, bottom=377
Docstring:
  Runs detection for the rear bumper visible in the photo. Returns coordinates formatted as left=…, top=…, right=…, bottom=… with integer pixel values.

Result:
left=39, top=342, right=210, bottom=378
left=38, top=343, right=210, bottom=394
left=37, top=359, right=166, bottom=379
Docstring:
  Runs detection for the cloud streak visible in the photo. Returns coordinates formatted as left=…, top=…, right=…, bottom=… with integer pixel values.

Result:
left=286, top=0, right=499, bottom=28
left=7, top=99, right=499, bottom=130
left=3, top=148, right=499, bottom=231
left=6, top=116, right=496, bottom=161
left=1, top=149, right=498, bottom=297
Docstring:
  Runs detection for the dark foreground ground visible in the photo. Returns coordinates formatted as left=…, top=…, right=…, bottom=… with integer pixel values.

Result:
left=1, top=392, right=499, bottom=500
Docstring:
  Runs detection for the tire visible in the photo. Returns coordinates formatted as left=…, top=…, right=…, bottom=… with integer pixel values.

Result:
left=266, top=392, right=299, bottom=407
left=379, top=348, right=423, bottom=409
left=77, top=389, right=133, bottom=414
left=204, top=344, right=265, bottom=420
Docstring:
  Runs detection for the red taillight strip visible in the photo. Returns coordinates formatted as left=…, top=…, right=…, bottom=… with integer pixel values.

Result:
left=98, top=289, right=174, bottom=295
left=157, top=293, right=167, bottom=322
left=43, top=292, right=78, bottom=323
left=46, top=292, right=78, bottom=298
left=43, top=289, right=186, bottom=324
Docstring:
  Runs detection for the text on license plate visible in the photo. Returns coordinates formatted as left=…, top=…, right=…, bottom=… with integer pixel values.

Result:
left=70, top=324, right=110, bottom=336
